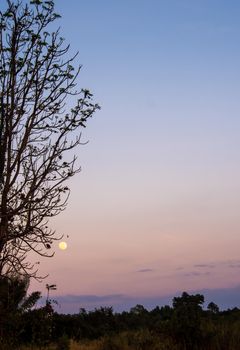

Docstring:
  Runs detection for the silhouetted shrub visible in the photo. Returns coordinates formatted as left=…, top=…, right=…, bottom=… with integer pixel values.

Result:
left=56, top=334, right=70, bottom=350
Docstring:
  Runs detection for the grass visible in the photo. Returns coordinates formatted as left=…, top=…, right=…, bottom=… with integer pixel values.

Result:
left=19, top=339, right=104, bottom=350
left=70, top=340, right=103, bottom=350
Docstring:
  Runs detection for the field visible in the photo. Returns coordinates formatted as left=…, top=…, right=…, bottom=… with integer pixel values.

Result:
left=20, top=340, right=103, bottom=350
left=18, top=333, right=178, bottom=350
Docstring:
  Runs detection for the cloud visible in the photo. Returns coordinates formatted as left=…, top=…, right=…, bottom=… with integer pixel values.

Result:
left=51, top=293, right=174, bottom=314
left=184, top=271, right=211, bottom=277
left=194, top=264, right=215, bottom=268
left=175, top=259, right=240, bottom=280
left=228, top=263, right=240, bottom=269
left=44, top=287, right=240, bottom=314
left=191, top=259, right=240, bottom=271
left=200, top=285, right=240, bottom=310
left=137, top=268, right=154, bottom=273
left=56, top=294, right=124, bottom=304
left=176, top=267, right=184, bottom=271
left=48, top=294, right=128, bottom=314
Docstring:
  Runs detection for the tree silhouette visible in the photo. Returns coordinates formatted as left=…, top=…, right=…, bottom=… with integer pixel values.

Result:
left=0, top=274, right=41, bottom=346
left=207, top=301, right=219, bottom=314
left=0, top=0, right=99, bottom=277
left=172, top=292, right=205, bottom=349
left=46, top=283, right=57, bottom=303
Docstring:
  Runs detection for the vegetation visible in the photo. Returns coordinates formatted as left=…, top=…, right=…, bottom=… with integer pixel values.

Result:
left=1, top=276, right=240, bottom=350
left=0, top=2, right=238, bottom=350
left=0, top=0, right=99, bottom=278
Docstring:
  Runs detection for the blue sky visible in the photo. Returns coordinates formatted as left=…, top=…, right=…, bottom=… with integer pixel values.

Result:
left=40, top=0, right=240, bottom=312
left=2, top=0, right=240, bottom=312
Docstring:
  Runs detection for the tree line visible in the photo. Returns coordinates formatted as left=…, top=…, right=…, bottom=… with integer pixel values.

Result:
left=1, top=275, right=240, bottom=350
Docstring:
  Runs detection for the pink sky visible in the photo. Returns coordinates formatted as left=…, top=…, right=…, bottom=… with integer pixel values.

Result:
left=28, top=0, right=240, bottom=312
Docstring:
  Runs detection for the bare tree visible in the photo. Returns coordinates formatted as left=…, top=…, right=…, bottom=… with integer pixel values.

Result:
left=0, top=0, right=100, bottom=278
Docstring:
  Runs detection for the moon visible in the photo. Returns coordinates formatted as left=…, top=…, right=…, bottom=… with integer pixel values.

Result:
left=59, top=241, right=67, bottom=250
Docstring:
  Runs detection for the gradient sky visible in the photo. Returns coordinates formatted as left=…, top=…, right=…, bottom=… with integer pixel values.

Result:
left=20, top=0, right=240, bottom=312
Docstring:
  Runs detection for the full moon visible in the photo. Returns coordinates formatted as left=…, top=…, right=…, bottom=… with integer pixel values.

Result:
left=59, top=241, right=67, bottom=250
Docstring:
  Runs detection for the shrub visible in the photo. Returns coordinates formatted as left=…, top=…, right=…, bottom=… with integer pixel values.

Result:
left=56, top=334, right=70, bottom=350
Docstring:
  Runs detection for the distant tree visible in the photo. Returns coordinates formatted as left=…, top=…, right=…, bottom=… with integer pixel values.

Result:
left=172, top=291, right=204, bottom=310
left=128, top=304, right=149, bottom=330
left=171, top=292, right=205, bottom=349
left=0, top=0, right=99, bottom=277
left=46, top=283, right=57, bottom=303
left=159, top=305, right=173, bottom=321
left=207, top=301, right=219, bottom=314
left=130, top=304, right=148, bottom=315
left=87, top=307, right=116, bottom=337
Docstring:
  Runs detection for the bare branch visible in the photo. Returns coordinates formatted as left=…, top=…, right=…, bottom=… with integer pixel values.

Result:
left=0, top=0, right=100, bottom=278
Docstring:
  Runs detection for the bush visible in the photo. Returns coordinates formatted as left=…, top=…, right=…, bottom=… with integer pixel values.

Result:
left=56, top=334, right=70, bottom=350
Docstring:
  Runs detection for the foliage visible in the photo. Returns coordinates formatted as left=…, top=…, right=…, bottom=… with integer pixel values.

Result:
left=2, top=286, right=240, bottom=349
left=56, top=334, right=71, bottom=350
left=171, top=292, right=205, bottom=349
left=0, top=274, right=41, bottom=348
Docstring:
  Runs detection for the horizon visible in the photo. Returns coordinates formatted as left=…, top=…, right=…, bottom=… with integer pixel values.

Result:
left=39, top=284, right=240, bottom=314
left=1, top=0, right=239, bottom=314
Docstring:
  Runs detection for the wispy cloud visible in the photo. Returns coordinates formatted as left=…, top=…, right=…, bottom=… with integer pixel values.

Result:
left=228, top=264, right=240, bottom=269
left=57, top=294, right=124, bottom=304
left=50, top=294, right=127, bottom=313
left=176, top=267, right=184, bottom=271
left=194, top=264, right=215, bottom=268
left=137, top=268, right=154, bottom=273
left=52, top=293, right=173, bottom=314
left=191, top=259, right=240, bottom=270
left=49, top=284, right=240, bottom=314
left=184, top=271, right=211, bottom=277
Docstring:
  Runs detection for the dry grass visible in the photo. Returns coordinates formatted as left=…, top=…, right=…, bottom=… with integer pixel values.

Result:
left=70, top=339, right=102, bottom=350
left=18, top=331, right=174, bottom=350
left=19, top=339, right=103, bottom=350
left=19, top=346, right=56, bottom=350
